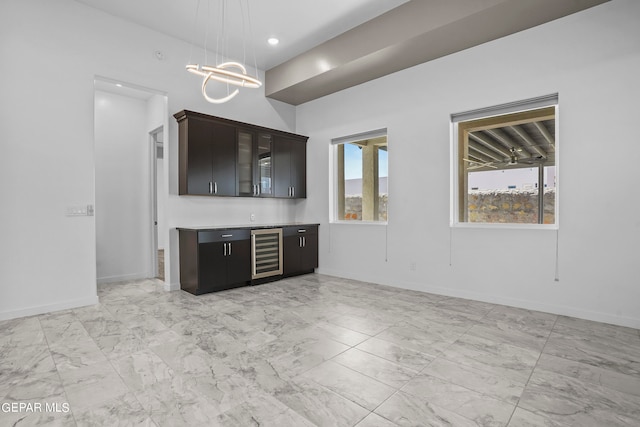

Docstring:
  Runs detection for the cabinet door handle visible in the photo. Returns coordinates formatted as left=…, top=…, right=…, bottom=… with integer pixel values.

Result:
left=228, top=242, right=232, bottom=256
left=303, top=236, right=306, bottom=247
left=214, top=182, right=218, bottom=194
left=223, top=242, right=227, bottom=256
left=257, top=185, right=260, bottom=196
left=292, top=186, right=295, bottom=198
left=209, top=182, right=213, bottom=194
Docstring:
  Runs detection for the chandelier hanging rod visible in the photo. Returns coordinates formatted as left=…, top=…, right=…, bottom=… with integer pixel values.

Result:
left=186, top=0, right=262, bottom=104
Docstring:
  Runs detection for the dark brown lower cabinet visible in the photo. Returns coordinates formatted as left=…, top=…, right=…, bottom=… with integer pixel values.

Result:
left=283, top=225, right=318, bottom=277
left=179, top=224, right=319, bottom=295
left=178, top=229, right=250, bottom=295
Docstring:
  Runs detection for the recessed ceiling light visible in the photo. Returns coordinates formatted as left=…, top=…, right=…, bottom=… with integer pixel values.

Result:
left=267, top=37, right=279, bottom=46
left=115, top=83, right=123, bottom=88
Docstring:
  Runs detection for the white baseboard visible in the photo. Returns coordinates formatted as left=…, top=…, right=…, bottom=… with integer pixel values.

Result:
left=97, top=273, right=179, bottom=291
left=316, top=268, right=640, bottom=330
left=0, top=295, right=100, bottom=321
left=97, top=272, right=149, bottom=285
left=164, top=282, right=180, bottom=291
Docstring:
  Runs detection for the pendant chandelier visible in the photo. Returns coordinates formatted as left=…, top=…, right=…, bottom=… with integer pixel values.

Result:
left=187, top=0, right=262, bottom=104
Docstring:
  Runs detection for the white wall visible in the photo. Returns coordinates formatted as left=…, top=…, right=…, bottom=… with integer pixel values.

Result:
left=95, top=90, right=151, bottom=283
left=0, top=0, right=297, bottom=319
left=296, top=0, right=640, bottom=328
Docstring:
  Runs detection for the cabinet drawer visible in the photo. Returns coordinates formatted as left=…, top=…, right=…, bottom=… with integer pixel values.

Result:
left=283, top=225, right=318, bottom=237
left=198, top=229, right=250, bottom=243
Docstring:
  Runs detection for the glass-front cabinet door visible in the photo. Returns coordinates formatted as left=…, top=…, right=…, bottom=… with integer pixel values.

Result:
left=237, top=130, right=254, bottom=196
left=257, top=133, right=273, bottom=196
left=238, top=130, right=273, bottom=197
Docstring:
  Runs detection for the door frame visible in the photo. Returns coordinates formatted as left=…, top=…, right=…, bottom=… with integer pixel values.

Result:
left=149, top=126, right=163, bottom=280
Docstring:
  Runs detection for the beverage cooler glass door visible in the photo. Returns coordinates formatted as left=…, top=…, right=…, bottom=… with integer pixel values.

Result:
left=251, top=228, right=283, bottom=279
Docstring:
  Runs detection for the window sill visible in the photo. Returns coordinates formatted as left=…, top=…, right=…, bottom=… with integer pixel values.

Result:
left=330, top=220, right=388, bottom=226
left=451, top=222, right=558, bottom=230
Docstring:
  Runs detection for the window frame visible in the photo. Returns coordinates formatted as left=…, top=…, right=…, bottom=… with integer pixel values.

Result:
left=330, top=129, right=388, bottom=225
left=450, top=95, right=559, bottom=229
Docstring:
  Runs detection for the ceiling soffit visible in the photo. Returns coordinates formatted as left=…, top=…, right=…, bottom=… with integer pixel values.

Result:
left=265, top=0, right=610, bottom=106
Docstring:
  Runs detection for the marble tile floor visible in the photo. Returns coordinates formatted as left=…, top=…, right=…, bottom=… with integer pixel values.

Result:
left=1, top=274, right=640, bottom=426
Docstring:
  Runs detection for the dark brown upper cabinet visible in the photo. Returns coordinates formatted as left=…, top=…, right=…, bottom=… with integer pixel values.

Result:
left=174, top=110, right=307, bottom=198
left=273, top=136, right=306, bottom=199
left=175, top=111, right=236, bottom=196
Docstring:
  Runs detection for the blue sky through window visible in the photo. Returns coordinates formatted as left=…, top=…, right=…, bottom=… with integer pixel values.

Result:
left=344, top=143, right=388, bottom=180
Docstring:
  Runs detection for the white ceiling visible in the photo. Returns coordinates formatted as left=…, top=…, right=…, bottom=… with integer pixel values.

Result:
left=73, top=0, right=409, bottom=70
left=80, top=0, right=610, bottom=105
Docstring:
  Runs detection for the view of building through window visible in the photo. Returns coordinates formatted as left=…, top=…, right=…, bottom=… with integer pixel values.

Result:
left=468, top=166, right=556, bottom=224
left=454, top=100, right=557, bottom=225
left=335, top=135, right=388, bottom=222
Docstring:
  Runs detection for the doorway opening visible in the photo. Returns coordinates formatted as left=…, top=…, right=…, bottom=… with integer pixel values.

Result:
left=94, top=77, right=168, bottom=285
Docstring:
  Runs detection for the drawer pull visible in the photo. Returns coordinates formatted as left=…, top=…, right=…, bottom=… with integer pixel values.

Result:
left=221, top=234, right=233, bottom=238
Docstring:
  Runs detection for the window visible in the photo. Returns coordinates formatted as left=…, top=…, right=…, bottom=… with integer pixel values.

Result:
left=452, top=95, right=558, bottom=226
left=332, top=129, right=388, bottom=222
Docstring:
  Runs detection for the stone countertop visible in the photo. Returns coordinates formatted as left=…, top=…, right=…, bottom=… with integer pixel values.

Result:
left=176, top=223, right=319, bottom=231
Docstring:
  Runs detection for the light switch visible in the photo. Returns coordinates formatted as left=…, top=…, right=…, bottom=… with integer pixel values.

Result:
left=66, top=205, right=93, bottom=217
left=66, top=206, right=86, bottom=216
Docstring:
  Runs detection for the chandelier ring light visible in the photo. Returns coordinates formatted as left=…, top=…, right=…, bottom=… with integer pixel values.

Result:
left=187, top=62, right=261, bottom=104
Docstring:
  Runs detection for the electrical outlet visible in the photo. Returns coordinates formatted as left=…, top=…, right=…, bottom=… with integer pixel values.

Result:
left=250, top=213, right=256, bottom=222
